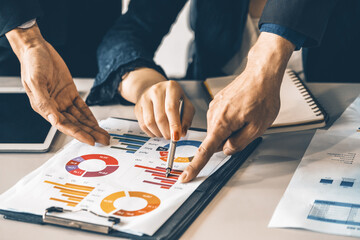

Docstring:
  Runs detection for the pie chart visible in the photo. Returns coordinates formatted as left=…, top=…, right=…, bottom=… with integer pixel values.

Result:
left=157, top=140, right=201, bottom=163
left=65, top=154, right=119, bottom=177
left=101, top=191, right=160, bottom=217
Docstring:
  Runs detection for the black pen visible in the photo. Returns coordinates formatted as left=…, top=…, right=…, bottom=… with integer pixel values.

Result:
left=165, top=98, right=184, bottom=177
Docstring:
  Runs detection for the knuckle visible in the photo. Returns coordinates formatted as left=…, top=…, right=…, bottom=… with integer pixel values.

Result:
left=29, top=101, right=39, bottom=112
left=197, top=144, right=209, bottom=156
left=170, top=122, right=180, bottom=128
left=165, top=102, right=176, bottom=113
left=214, top=117, right=230, bottom=130
left=149, top=85, right=162, bottom=96
left=167, top=80, right=178, bottom=88
left=155, top=114, right=167, bottom=124
left=248, top=124, right=262, bottom=135
left=144, top=117, right=155, bottom=128
left=139, top=122, right=147, bottom=131
left=72, top=128, right=83, bottom=137
left=227, top=139, right=239, bottom=151
left=36, top=101, right=49, bottom=112
left=209, top=100, right=216, bottom=109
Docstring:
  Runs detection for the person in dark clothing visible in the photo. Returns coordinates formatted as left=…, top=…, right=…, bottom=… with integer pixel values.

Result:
left=0, top=0, right=123, bottom=145
left=85, top=0, right=360, bottom=182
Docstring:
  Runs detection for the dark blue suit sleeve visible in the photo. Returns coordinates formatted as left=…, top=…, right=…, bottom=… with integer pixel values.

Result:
left=0, top=0, right=43, bottom=37
left=260, top=23, right=306, bottom=50
left=86, top=0, right=187, bottom=106
left=259, top=0, right=339, bottom=47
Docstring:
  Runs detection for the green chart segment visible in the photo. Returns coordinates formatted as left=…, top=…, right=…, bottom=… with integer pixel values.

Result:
left=110, top=133, right=150, bottom=154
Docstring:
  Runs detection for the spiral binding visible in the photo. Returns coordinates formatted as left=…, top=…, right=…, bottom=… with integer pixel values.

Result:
left=286, top=69, right=323, bottom=117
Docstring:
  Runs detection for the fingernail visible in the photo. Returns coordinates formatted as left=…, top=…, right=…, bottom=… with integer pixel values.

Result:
left=179, top=172, right=188, bottom=182
left=47, top=114, right=56, bottom=125
left=172, top=131, right=180, bottom=141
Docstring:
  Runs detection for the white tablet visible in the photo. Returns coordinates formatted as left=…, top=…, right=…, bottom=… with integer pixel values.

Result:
left=0, top=88, right=57, bottom=152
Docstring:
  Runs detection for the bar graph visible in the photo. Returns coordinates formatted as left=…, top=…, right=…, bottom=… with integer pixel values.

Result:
left=110, top=133, right=150, bottom=154
left=319, top=178, right=356, bottom=188
left=44, top=180, right=94, bottom=207
left=134, top=165, right=182, bottom=189
left=308, top=200, right=360, bottom=226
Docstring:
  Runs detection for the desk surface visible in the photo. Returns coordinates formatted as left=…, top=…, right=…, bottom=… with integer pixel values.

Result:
left=0, top=77, right=359, bottom=240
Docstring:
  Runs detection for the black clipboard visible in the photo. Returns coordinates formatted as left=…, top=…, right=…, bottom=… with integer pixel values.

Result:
left=0, top=123, right=262, bottom=240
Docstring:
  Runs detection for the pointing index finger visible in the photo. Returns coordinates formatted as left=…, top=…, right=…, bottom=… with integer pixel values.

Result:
left=179, top=128, right=230, bottom=183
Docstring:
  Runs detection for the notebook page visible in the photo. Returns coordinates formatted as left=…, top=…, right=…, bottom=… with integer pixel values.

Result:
left=272, top=71, right=323, bottom=127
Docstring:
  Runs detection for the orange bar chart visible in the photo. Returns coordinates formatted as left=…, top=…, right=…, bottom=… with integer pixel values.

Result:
left=44, top=180, right=94, bottom=207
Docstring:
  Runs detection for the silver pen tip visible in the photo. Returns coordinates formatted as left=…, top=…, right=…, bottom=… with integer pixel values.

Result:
left=165, top=169, right=171, bottom=178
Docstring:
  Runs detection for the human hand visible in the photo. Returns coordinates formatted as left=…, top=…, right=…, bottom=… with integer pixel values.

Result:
left=179, top=32, right=295, bottom=182
left=119, top=68, right=195, bottom=140
left=6, top=24, right=110, bottom=146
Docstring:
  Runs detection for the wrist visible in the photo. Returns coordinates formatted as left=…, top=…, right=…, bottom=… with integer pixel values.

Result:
left=247, top=32, right=295, bottom=80
left=5, top=23, right=45, bottom=59
left=119, top=68, right=167, bottom=103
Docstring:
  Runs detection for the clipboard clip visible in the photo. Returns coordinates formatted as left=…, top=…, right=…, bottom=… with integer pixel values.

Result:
left=43, top=206, right=120, bottom=234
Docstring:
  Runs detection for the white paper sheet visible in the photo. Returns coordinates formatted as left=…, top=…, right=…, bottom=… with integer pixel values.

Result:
left=269, top=96, right=360, bottom=237
left=0, top=118, right=230, bottom=236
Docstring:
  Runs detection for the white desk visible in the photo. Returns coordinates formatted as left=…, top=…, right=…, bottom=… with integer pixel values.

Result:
left=0, top=77, right=359, bottom=240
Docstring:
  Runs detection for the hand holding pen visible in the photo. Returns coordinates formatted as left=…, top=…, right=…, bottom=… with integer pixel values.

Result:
left=166, top=98, right=184, bottom=177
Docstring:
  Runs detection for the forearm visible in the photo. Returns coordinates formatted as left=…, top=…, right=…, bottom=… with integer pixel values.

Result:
left=5, top=24, right=45, bottom=59
left=246, top=32, right=295, bottom=87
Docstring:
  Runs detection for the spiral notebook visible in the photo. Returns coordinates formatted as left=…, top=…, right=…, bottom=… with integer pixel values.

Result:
left=203, top=69, right=328, bottom=134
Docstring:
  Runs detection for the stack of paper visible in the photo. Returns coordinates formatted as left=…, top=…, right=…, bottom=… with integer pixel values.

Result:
left=269, top=96, right=360, bottom=237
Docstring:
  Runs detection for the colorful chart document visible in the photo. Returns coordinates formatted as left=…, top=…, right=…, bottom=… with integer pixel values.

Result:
left=269, top=96, right=360, bottom=237
left=0, top=118, right=230, bottom=236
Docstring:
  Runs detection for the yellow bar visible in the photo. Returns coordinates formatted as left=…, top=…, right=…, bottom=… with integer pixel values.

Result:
left=59, top=188, right=88, bottom=197
left=50, top=197, right=78, bottom=206
left=65, top=183, right=94, bottom=191
left=61, top=194, right=84, bottom=200
left=68, top=197, right=82, bottom=202
left=44, top=180, right=93, bottom=192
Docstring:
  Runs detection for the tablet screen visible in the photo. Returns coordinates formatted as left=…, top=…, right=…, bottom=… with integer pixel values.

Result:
left=0, top=93, right=51, bottom=143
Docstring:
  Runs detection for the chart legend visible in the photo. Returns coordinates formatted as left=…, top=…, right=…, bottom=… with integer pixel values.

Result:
left=65, top=154, right=119, bottom=177
left=44, top=180, right=94, bottom=207
left=110, top=133, right=150, bottom=154
left=101, top=191, right=160, bottom=217
left=135, top=164, right=182, bottom=189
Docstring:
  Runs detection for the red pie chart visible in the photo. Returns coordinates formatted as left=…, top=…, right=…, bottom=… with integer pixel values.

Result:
left=65, top=154, right=119, bottom=177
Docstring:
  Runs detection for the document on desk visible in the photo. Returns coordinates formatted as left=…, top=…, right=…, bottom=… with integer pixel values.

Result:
left=0, top=118, right=230, bottom=236
left=269, top=96, right=360, bottom=237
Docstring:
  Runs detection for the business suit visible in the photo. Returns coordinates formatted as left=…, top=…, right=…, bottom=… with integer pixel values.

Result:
left=0, top=0, right=122, bottom=77
left=86, top=0, right=360, bottom=106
